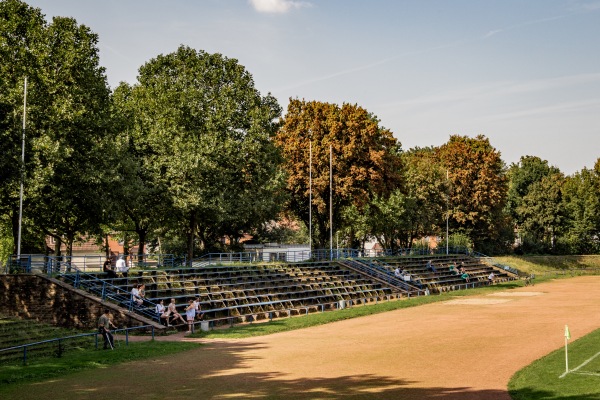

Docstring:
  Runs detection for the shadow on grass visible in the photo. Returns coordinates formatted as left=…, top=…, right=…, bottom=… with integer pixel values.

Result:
left=509, top=387, right=600, bottom=400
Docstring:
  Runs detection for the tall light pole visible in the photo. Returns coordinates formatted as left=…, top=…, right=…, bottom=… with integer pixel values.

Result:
left=329, top=144, right=333, bottom=260
left=309, top=140, right=312, bottom=255
left=17, top=76, right=27, bottom=259
left=446, top=169, right=449, bottom=255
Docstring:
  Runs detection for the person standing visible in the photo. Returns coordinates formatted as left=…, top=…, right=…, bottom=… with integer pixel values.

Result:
left=116, top=255, right=129, bottom=277
left=193, top=294, right=203, bottom=320
left=98, top=308, right=117, bottom=350
left=185, top=299, right=196, bottom=333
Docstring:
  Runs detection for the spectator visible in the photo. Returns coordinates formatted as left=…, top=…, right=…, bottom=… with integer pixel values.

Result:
left=116, top=255, right=129, bottom=277
left=401, top=269, right=411, bottom=282
left=103, top=258, right=116, bottom=279
left=185, top=299, right=196, bottom=333
left=427, top=260, right=437, bottom=273
left=98, top=308, right=116, bottom=350
left=131, top=284, right=144, bottom=307
left=461, top=271, right=470, bottom=283
left=193, top=295, right=203, bottom=320
left=168, top=298, right=186, bottom=325
left=394, top=267, right=402, bottom=279
left=156, top=299, right=170, bottom=327
left=488, top=272, right=495, bottom=284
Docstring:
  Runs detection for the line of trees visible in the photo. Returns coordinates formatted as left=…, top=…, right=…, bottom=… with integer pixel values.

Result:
left=2, top=0, right=599, bottom=262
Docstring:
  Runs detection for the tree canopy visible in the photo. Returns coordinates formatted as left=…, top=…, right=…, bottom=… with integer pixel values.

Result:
left=275, top=99, right=403, bottom=248
left=119, top=46, right=285, bottom=262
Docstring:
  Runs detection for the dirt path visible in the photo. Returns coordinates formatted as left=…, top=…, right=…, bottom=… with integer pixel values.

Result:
left=6, top=276, right=600, bottom=399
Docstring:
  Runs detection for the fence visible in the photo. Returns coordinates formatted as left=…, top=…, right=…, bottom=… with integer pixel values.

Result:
left=3, top=253, right=184, bottom=274
left=0, top=325, right=155, bottom=365
left=60, top=269, right=159, bottom=321
left=191, top=246, right=473, bottom=266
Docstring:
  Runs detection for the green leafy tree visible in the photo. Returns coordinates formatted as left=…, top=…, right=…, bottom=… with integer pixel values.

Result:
left=125, top=46, right=285, bottom=262
left=562, top=159, right=600, bottom=254
left=363, top=147, right=447, bottom=251
left=27, top=16, right=112, bottom=258
left=436, top=135, right=510, bottom=253
left=276, top=99, right=403, bottom=248
left=506, top=156, right=560, bottom=225
left=1, top=1, right=112, bottom=258
left=111, top=82, right=173, bottom=259
left=0, top=0, right=46, bottom=253
left=517, top=173, right=566, bottom=253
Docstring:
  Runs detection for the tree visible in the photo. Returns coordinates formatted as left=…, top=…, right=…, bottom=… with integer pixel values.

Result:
left=27, top=16, right=112, bottom=258
left=275, top=99, right=403, bottom=248
left=506, top=156, right=560, bottom=225
left=363, top=147, right=447, bottom=251
left=0, top=0, right=46, bottom=253
left=436, top=135, right=509, bottom=253
left=125, top=46, right=285, bottom=263
left=1, top=1, right=113, bottom=258
left=562, top=159, right=600, bottom=254
left=517, top=173, right=566, bottom=253
left=110, top=82, right=173, bottom=259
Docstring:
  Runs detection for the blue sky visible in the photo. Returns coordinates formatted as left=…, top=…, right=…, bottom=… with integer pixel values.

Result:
left=28, top=0, right=600, bottom=175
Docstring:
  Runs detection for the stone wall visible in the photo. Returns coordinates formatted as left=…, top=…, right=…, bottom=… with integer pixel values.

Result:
left=0, top=274, right=161, bottom=330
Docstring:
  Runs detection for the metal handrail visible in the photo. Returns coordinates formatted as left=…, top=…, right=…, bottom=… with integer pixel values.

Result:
left=59, top=269, right=159, bottom=321
left=0, top=325, right=155, bottom=364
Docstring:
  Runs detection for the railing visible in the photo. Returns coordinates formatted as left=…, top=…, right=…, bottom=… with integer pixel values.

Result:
left=471, top=251, right=522, bottom=277
left=4, top=253, right=184, bottom=274
left=340, top=259, right=427, bottom=296
left=60, top=269, right=159, bottom=321
left=191, top=246, right=473, bottom=266
left=0, top=325, right=155, bottom=365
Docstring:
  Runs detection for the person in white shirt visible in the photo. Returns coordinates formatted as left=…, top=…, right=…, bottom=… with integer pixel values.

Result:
left=156, top=299, right=170, bottom=326
left=116, top=255, right=129, bottom=277
left=131, top=284, right=143, bottom=306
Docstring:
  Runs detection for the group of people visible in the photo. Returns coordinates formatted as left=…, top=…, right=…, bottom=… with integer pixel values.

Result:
left=155, top=297, right=203, bottom=333
left=102, top=255, right=130, bottom=278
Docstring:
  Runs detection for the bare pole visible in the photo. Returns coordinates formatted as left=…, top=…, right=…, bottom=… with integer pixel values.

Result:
left=17, top=76, right=27, bottom=258
left=446, top=169, right=449, bottom=255
left=309, top=140, right=312, bottom=255
left=329, top=144, right=333, bottom=260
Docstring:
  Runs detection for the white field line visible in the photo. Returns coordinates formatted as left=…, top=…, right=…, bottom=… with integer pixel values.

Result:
left=560, top=350, right=600, bottom=378
left=571, top=371, right=600, bottom=377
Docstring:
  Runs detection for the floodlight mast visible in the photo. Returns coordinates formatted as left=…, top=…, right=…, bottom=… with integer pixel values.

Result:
left=17, top=76, right=27, bottom=259
left=309, top=139, right=312, bottom=255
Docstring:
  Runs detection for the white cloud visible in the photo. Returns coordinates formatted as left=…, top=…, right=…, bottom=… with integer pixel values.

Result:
left=249, top=0, right=310, bottom=14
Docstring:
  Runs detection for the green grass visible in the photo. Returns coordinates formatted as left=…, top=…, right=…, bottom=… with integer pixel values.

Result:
left=0, top=341, right=200, bottom=391
left=496, top=255, right=600, bottom=274
left=509, top=328, right=600, bottom=400
left=191, top=280, right=524, bottom=339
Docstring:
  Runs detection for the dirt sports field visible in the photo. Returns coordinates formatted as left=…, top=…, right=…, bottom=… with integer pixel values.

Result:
left=6, top=276, right=600, bottom=400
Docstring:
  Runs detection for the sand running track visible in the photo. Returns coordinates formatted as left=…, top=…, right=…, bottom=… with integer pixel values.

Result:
left=5, top=276, right=600, bottom=399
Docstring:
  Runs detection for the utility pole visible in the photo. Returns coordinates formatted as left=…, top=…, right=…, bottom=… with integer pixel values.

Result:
left=17, top=76, right=27, bottom=259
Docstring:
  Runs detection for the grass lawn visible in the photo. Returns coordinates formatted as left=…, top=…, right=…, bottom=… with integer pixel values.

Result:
left=0, top=341, right=200, bottom=392
left=509, top=328, right=600, bottom=400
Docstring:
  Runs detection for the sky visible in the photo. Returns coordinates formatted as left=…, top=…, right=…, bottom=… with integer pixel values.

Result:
left=27, top=0, right=600, bottom=175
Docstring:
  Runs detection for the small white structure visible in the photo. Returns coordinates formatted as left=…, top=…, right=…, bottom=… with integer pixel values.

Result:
left=243, top=243, right=311, bottom=262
